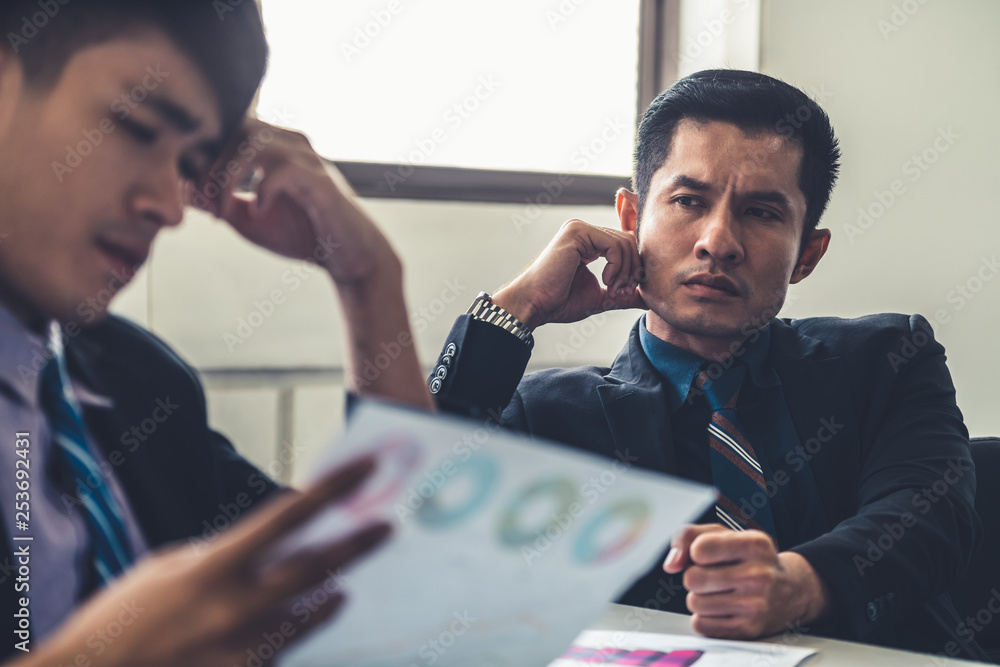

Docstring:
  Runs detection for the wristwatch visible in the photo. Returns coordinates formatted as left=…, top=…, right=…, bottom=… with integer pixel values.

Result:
left=467, top=292, right=534, bottom=349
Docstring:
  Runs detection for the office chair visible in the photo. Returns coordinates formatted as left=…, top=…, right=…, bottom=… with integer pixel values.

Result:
left=948, top=436, right=1000, bottom=662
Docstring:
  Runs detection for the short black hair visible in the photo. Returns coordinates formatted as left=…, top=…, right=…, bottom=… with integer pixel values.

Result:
left=633, top=69, right=840, bottom=247
left=0, top=0, right=267, bottom=145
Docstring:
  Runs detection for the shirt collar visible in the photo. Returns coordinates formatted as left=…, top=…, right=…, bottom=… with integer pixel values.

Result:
left=0, top=303, right=113, bottom=410
left=0, top=303, right=51, bottom=408
left=638, top=315, right=779, bottom=412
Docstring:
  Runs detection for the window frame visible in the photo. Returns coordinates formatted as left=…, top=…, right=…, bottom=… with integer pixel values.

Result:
left=261, top=0, right=679, bottom=204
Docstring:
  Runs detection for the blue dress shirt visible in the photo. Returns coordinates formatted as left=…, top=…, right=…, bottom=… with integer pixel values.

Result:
left=638, top=315, right=830, bottom=549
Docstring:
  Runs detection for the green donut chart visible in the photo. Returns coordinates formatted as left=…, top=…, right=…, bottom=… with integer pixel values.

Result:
left=407, top=452, right=652, bottom=565
left=497, top=477, right=578, bottom=547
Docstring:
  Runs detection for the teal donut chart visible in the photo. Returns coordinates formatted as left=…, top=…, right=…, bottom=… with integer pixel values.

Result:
left=572, top=497, right=651, bottom=565
left=417, top=455, right=499, bottom=528
left=497, top=477, right=578, bottom=547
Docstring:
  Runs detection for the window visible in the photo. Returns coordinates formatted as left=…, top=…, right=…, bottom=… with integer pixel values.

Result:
left=258, top=0, right=643, bottom=177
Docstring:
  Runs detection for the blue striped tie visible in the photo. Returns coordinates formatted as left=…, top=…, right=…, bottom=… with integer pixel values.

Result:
left=40, top=349, right=134, bottom=584
left=693, top=366, right=777, bottom=537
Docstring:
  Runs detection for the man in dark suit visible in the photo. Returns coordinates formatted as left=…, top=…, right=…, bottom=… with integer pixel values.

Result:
left=0, top=1, right=429, bottom=664
left=430, top=70, right=983, bottom=658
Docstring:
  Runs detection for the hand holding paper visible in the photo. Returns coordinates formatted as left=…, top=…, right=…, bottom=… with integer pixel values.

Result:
left=277, top=403, right=715, bottom=666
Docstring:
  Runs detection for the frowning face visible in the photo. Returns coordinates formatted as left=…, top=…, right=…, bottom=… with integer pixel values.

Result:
left=624, top=119, right=828, bottom=356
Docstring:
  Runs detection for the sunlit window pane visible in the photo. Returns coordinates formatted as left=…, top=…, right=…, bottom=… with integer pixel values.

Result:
left=258, top=0, right=640, bottom=175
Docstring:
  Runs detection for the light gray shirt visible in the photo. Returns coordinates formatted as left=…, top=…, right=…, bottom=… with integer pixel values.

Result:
left=0, top=305, right=147, bottom=640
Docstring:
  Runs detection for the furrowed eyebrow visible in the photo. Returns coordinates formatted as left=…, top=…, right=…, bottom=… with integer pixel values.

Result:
left=668, top=175, right=791, bottom=208
left=745, top=190, right=792, bottom=209
left=667, top=174, right=713, bottom=191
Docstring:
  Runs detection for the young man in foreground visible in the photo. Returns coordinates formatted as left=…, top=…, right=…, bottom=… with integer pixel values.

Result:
left=0, top=1, right=429, bottom=664
left=430, top=70, right=984, bottom=658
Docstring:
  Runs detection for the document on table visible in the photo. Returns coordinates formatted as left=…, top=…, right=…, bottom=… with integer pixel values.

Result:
left=550, top=630, right=819, bottom=667
left=278, top=402, right=715, bottom=667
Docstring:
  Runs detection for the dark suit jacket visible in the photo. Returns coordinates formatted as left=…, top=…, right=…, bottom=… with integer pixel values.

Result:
left=0, top=315, right=279, bottom=663
left=432, top=312, right=984, bottom=656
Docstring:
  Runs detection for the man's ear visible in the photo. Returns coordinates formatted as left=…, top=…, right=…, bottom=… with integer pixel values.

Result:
left=0, top=47, right=24, bottom=141
left=617, top=188, right=639, bottom=236
left=790, top=228, right=831, bottom=284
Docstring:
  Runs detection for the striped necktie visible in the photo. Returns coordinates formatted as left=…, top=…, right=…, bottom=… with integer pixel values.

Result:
left=693, top=366, right=777, bottom=537
left=39, top=347, right=134, bottom=584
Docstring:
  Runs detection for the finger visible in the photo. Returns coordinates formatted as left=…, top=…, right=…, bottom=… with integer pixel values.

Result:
left=598, top=232, right=638, bottom=295
left=257, top=521, right=392, bottom=599
left=689, top=529, right=776, bottom=567
left=663, top=524, right=728, bottom=573
left=603, top=285, right=647, bottom=312
left=683, top=563, right=742, bottom=596
left=612, top=230, right=642, bottom=295
left=197, top=130, right=255, bottom=218
left=228, top=592, right=346, bottom=662
left=213, top=455, right=378, bottom=568
left=237, top=163, right=334, bottom=232
left=562, top=221, right=630, bottom=291
left=200, top=120, right=305, bottom=221
left=289, top=591, right=347, bottom=646
left=691, top=612, right=761, bottom=640
left=688, top=587, right=770, bottom=618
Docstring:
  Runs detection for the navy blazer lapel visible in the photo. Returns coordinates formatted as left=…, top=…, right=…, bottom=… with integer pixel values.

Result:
left=62, top=326, right=179, bottom=544
left=597, top=322, right=676, bottom=475
left=769, top=320, right=863, bottom=526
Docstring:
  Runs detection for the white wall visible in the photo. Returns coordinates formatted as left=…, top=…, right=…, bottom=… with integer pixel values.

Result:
left=112, top=0, right=1000, bottom=487
left=760, top=0, right=1000, bottom=437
